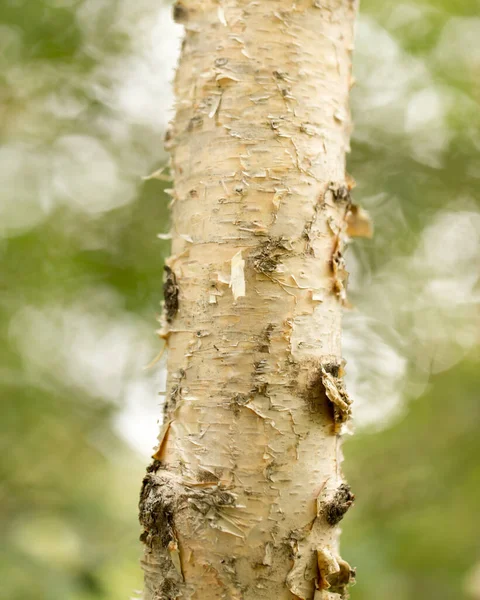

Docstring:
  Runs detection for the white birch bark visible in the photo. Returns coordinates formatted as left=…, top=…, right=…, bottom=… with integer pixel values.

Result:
left=140, top=1, right=359, bottom=598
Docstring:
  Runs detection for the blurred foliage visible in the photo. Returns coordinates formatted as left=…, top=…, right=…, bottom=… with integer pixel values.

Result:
left=344, top=357, right=480, bottom=600
left=0, top=1, right=479, bottom=600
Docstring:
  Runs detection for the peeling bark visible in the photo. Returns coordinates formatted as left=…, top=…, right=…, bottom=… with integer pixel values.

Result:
left=140, top=1, right=359, bottom=598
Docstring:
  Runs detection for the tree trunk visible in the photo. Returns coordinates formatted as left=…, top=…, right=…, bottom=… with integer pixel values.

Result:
left=139, top=1, right=359, bottom=598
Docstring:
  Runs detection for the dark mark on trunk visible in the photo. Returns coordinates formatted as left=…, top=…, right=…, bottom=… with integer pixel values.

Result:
left=163, top=265, right=179, bottom=323
left=252, top=237, right=290, bottom=275
left=173, top=2, right=188, bottom=23
left=139, top=474, right=176, bottom=549
left=323, top=483, right=355, bottom=526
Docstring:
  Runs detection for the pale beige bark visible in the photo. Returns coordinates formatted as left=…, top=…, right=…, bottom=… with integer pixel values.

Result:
left=140, top=1, right=359, bottom=598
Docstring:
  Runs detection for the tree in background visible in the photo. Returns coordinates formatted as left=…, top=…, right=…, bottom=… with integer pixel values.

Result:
left=139, top=2, right=362, bottom=598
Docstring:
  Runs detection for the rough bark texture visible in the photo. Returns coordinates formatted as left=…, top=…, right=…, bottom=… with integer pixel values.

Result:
left=140, top=1, right=359, bottom=598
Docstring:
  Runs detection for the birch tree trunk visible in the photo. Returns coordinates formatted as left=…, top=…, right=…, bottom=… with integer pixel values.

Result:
left=140, top=1, right=359, bottom=598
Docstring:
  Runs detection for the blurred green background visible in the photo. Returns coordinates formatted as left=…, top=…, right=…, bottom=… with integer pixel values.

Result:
left=0, top=1, right=478, bottom=599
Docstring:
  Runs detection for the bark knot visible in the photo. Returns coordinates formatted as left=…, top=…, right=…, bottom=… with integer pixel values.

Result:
left=163, top=265, right=179, bottom=324
left=320, top=362, right=353, bottom=432
left=251, top=237, right=290, bottom=275
left=139, top=472, right=177, bottom=549
left=322, top=483, right=355, bottom=526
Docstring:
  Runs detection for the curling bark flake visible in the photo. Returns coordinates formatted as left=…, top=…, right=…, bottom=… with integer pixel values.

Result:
left=139, top=1, right=362, bottom=598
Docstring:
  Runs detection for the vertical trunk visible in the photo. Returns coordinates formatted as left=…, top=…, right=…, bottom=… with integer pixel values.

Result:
left=140, top=1, right=359, bottom=598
